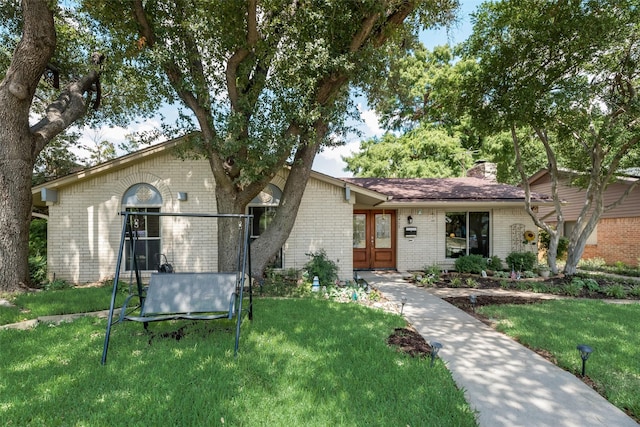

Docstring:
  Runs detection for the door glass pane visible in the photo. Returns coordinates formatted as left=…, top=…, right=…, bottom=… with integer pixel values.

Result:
left=446, top=212, right=467, bottom=258
left=469, top=212, right=490, bottom=257
left=353, top=214, right=366, bottom=248
left=375, top=214, right=391, bottom=249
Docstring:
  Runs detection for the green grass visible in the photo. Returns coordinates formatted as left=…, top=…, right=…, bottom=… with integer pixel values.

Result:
left=0, top=298, right=476, bottom=426
left=0, top=285, right=127, bottom=325
left=478, top=299, right=640, bottom=420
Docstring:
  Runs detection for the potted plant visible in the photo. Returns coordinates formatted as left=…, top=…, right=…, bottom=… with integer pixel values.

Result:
left=537, top=263, right=550, bottom=278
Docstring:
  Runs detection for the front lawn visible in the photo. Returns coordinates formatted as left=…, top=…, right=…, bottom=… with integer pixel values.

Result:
left=0, top=284, right=126, bottom=326
left=0, top=297, right=476, bottom=426
left=478, top=299, right=640, bottom=421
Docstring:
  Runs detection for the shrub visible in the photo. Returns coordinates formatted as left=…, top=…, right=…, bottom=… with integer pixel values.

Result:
left=29, top=218, right=47, bottom=257
left=563, top=280, right=583, bottom=297
left=505, top=251, right=537, bottom=272
left=44, top=279, right=72, bottom=291
left=578, top=257, right=607, bottom=269
left=422, top=264, right=442, bottom=277
left=454, top=254, right=486, bottom=274
left=450, top=277, right=463, bottom=288
left=628, top=286, right=640, bottom=298
left=304, top=250, right=338, bottom=286
left=583, top=278, right=601, bottom=293
left=605, top=284, right=626, bottom=299
left=28, top=254, right=48, bottom=288
left=499, top=279, right=511, bottom=289
left=465, top=278, right=479, bottom=288
left=487, top=255, right=503, bottom=271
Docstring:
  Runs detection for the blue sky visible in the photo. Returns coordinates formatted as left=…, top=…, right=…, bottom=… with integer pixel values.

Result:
left=312, top=0, right=483, bottom=177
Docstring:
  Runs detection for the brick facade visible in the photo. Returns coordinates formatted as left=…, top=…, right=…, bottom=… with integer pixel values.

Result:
left=45, top=153, right=354, bottom=283
left=581, top=217, right=640, bottom=267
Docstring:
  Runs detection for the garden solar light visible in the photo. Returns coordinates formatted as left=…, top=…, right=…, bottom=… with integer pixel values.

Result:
left=577, top=344, right=593, bottom=376
left=430, top=341, right=443, bottom=366
left=469, top=294, right=477, bottom=312
left=400, top=297, right=407, bottom=314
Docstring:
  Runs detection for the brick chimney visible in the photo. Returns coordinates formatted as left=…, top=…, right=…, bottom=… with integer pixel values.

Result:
left=467, top=161, right=497, bottom=181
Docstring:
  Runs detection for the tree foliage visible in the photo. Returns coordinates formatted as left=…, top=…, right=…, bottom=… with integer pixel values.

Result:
left=344, top=124, right=473, bottom=177
left=461, top=0, right=640, bottom=274
left=80, top=0, right=458, bottom=275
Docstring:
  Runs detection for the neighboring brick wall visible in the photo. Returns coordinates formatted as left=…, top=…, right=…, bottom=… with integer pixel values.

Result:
left=395, top=207, right=536, bottom=272
left=582, top=217, right=640, bottom=266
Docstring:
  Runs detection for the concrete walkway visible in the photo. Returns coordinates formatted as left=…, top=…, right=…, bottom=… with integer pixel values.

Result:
left=358, top=271, right=638, bottom=427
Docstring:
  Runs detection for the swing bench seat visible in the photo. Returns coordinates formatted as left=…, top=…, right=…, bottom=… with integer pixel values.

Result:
left=124, top=272, right=239, bottom=323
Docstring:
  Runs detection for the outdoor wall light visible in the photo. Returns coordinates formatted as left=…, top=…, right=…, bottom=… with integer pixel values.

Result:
left=430, top=341, right=443, bottom=366
left=469, top=294, right=477, bottom=312
left=407, top=215, right=413, bottom=224
left=577, top=344, right=593, bottom=376
left=400, top=297, right=407, bottom=314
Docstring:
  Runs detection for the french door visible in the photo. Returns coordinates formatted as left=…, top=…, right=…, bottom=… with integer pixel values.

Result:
left=353, top=210, right=396, bottom=270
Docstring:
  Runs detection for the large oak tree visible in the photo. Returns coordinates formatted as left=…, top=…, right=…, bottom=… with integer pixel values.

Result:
left=82, top=0, right=458, bottom=277
left=0, top=1, right=105, bottom=292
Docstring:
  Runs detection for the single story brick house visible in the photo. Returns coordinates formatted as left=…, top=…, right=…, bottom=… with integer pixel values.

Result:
left=32, top=137, right=551, bottom=284
left=528, top=168, right=640, bottom=267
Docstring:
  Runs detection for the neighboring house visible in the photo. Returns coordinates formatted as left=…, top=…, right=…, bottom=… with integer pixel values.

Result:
left=528, top=169, right=640, bottom=267
left=32, top=138, right=551, bottom=284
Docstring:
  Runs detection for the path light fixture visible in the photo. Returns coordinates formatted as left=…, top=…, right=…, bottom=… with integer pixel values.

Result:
left=577, top=344, right=593, bottom=376
left=400, top=297, right=407, bottom=314
left=469, top=294, right=477, bottom=312
left=430, top=341, right=443, bottom=367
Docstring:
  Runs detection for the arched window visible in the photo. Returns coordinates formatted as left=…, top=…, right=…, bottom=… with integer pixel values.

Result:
left=248, top=184, right=283, bottom=268
left=122, top=184, right=163, bottom=271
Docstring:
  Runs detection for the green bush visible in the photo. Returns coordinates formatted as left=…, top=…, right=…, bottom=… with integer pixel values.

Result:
left=304, top=250, right=338, bottom=286
left=505, top=251, right=537, bottom=272
left=29, top=218, right=47, bottom=257
left=605, top=284, right=626, bottom=299
left=487, top=255, right=503, bottom=271
left=422, top=264, right=442, bottom=277
left=454, top=254, right=486, bottom=274
left=28, top=254, right=47, bottom=288
left=28, top=218, right=48, bottom=288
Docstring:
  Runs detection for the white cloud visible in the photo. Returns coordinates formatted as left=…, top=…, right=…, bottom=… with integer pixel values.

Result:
left=312, top=104, right=383, bottom=177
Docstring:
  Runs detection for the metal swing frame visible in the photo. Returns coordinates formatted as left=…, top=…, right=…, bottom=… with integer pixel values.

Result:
left=101, top=211, right=253, bottom=365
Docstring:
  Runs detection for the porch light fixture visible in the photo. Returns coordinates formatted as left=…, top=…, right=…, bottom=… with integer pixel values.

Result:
left=400, top=296, right=407, bottom=314
left=577, top=344, right=593, bottom=376
left=430, top=341, right=443, bottom=366
left=407, top=215, right=413, bottom=224
left=469, top=294, right=477, bottom=312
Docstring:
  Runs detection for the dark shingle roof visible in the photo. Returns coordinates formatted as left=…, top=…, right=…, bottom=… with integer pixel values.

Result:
left=341, top=177, right=551, bottom=203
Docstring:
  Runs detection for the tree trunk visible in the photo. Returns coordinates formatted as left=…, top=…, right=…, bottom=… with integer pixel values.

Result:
left=250, top=140, right=321, bottom=277
left=0, top=149, right=35, bottom=291
left=0, top=1, right=103, bottom=292
left=0, top=0, right=56, bottom=292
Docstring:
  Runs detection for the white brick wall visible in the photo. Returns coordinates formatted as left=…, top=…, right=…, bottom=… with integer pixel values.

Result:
left=396, top=207, right=536, bottom=272
left=46, top=154, right=354, bottom=284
